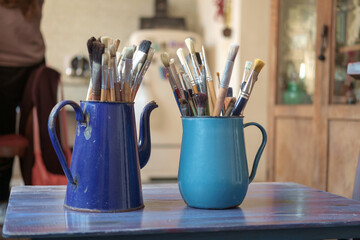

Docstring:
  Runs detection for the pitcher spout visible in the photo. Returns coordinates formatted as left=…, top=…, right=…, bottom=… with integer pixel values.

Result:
left=138, top=101, right=158, bottom=168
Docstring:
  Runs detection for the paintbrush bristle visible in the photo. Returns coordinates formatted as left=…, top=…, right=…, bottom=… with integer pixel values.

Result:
left=100, top=36, right=113, bottom=48
left=114, top=39, right=120, bottom=51
left=109, top=44, right=116, bottom=58
left=245, top=60, right=252, bottom=70
left=87, top=36, right=96, bottom=55
left=176, top=48, right=187, bottom=65
left=124, top=46, right=135, bottom=59
left=179, top=98, right=188, bottom=105
left=195, top=92, right=207, bottom=107
left=194, top=92, right=207, bottom=116
left=228, top=44, right=239, bottom=61
left=138, top=40, right=152, bottom=54
left=93, top=41, right=105, bottom=63
left=160, top=52, right=170, bottom=67
left=185, top=38, right=196, bottom=54
left=146, top=48, right=155, bottom=61
left=253, top=59, right=265, bottom=73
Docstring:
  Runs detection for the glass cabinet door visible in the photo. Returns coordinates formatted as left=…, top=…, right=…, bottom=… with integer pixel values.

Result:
left=277, top=0, right=317, bottom=104
left=333, top=0, right=360, bottom=104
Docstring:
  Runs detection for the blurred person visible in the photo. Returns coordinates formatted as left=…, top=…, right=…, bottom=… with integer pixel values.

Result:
left=0, top=0, right=45, bottom=204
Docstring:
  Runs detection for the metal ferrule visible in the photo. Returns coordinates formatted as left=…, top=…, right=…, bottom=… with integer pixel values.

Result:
left=181, top=73, right=192, bottom=90
left=181, top=63, right=196, bottom=87
left=242, top=70, right=259, bottom=96
left=112, top=60, right=118, bottom=82
left=239, top=91, right=250, bottom=100
left=122, top=59, right=132, bottom=83
left=92, top=62, right=101, bottom=95
left=136, top=59, right=151, bottom=86
left=101, top=66, right=108, bottom=89
left=132, top=51, right=146, bottom=72
left=220, top=61, right=234, bottom=88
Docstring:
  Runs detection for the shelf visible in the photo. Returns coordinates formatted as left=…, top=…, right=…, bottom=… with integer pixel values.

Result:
left=338, top=44, right=360, bottom=53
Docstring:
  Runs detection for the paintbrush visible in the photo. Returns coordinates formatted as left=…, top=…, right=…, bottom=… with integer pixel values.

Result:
left=108, top=58, right=116, bottom=101
left=122, top=47, right=134, bottom=102
left=185, top=38, right=204, bottom=93
left=224, top=87, right=233, bottom=109
left=202, top=45, right=217, bottom=108
left=240, top=61, right=252, bottom=91
left=161, top=52, right=181, bottom=99
left=212, top=44, right=239, bottom=116
left=177, top=48, right=198, bottom=94
left=169, top=58, right=186, bottom=99
left=200, top=67, right=210, bottom=115
left=177, top=70, right=197, bottom=116
left=114, top=51, right=122, bottom=101
left=194, top=92, right=208, bottom=116
left=100, top=52, right=109, bottom=101
left=117, top=47, right=127, bottom=80
left=131, top=48, right=155, bottom=100
left=224, top=97, right=236, bottom=116
left=132, top=40, right=151, bottom=72
left=100, top=36, right=113, bottom=49
left=232, top=59, right=265, bottom=116
left=178, top=69, right=192, bottom=92
left=185, top=38, right=201, bottom=74
left=91, top=41, right=105, bottom=101
left=179, top=98, right=190, bottom=116
left=216, top=72, right=221, bottom=89
left=165, top=73, right=182, bottom=114
left=86, top=36, right=96, bottom=101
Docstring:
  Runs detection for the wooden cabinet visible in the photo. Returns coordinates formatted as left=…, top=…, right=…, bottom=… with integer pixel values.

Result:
left=268, top=0, right=360, bottom=198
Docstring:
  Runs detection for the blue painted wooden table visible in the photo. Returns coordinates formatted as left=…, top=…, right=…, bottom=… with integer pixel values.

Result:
left=3, top=183, right=360, bottom=239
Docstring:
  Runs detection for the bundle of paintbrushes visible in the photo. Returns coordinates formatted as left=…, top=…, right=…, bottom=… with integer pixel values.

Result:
left=161, top=38, right=265, bottom=117
left=85, top=36, right=154, bottom=102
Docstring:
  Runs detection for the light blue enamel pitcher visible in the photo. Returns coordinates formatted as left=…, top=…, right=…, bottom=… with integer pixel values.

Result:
left=178, top=117, right=267, bottom=209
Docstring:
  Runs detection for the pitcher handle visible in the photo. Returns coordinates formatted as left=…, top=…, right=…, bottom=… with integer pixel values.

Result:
left=48, top=100, right=86, bottom=185
left=244, top=122, right=267, bottom=183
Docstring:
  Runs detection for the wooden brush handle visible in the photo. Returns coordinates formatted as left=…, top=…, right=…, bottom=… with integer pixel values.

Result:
left=124, top=82, right=130, bottom=102
left=212, top=87, right=228, bottom=116
left=110, top=89, right=115, bottom=102
left=100, top=89, right=107, bottom=101
left=208, top=80, right=217, bottom=106
left=106, top=89, right=111, bottom=102
left=86, top=84, right=93, bottom=101
left=192, top=85, right=199, bottom=94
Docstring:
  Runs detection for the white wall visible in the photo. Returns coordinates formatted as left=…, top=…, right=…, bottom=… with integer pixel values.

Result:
left=197, top=0, right=270, bottom=181
left=41, top=0, right=199, bottom=82
left=239, top=0, right=270, bottom=181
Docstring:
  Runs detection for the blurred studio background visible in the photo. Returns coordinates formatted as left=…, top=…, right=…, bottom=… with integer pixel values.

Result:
left=8, top=0, right=360, bottom=200
left=10, top=0, right=270, bottom=185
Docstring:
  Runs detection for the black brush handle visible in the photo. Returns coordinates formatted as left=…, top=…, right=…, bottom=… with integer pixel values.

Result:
left=232, top=97, right=248, bottom=116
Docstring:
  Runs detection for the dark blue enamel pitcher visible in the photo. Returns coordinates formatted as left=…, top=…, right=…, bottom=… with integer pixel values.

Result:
left=48, top=100, right=157, bottom=212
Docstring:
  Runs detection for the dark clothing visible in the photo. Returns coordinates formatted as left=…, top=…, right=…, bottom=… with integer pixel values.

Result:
left=0, top=59, right=44, bottom=200
left=19, top=64, right=64, bottom=185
